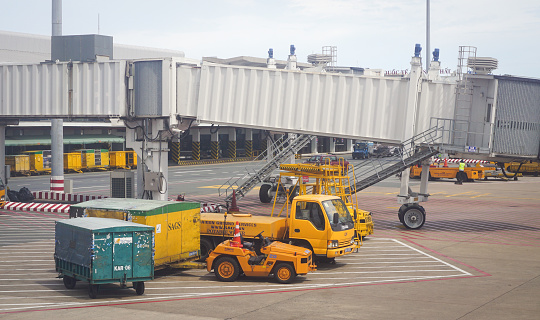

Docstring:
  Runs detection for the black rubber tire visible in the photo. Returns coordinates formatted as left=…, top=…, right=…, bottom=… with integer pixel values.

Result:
left=514, top=176, right=519, bottom=181
left=63, top=276, right=76, bottom=289
left=273, top=263, right=296, bottom=284
left=88, top=284, right=99, bottom=299
left=199, top=237, right=214, bottom=261
left=456, top=171, right=467, bottom=183
left=214, top=256, right=240, bottom=282
left=259, top=184, right=273, bottom=203
left=402, top=205, right=426, bottom=229
left=134, top=281, right=145, bottom=295
left=288, top=186, right=299, bottom=203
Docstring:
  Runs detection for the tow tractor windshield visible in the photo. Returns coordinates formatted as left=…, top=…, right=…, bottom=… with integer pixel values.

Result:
left=322, top=199, right=354, bottom=231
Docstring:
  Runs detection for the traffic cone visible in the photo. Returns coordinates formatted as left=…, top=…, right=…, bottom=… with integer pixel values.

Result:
left=230, top=221, right=243, bottom=248
left=229, top=190, right=240, bottom=212
left=443, top=158, right=448, bottom=167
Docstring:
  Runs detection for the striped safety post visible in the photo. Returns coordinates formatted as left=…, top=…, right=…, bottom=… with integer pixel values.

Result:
left=245, top=140, right=253, bottom=157
left=227, top=140, right=236, bottom=159
left=192, top=141, right=201, bottom=161
left=170, top=141, right=181, bottom=164
left=210, top=141, right=219, bottom=160
left=50, top=175, right=64, bottom=193
left=260, top=139, right=267, bottom=157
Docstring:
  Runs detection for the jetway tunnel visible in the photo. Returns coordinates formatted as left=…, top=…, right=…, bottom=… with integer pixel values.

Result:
left=1, top=47, right=539, bottom=199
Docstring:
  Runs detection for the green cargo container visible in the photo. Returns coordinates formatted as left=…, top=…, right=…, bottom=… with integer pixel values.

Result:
left=55, top=217, right=154, bottom=299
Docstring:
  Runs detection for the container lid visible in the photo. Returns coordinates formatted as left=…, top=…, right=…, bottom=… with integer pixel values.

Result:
left=56, top=217, right=154, bottom=232
left=71, top=198, right=200, bottom=216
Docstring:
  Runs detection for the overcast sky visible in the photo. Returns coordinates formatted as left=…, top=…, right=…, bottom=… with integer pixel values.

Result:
left=2, top=0, right=539, bottom=78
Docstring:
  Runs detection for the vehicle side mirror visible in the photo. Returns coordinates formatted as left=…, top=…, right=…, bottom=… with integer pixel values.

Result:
left=333, top=212, right=339, bottom=224
left=353, top=209, right=357, bottom=220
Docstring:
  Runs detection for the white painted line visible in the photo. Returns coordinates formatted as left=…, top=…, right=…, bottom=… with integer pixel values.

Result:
left=311, top=269, right=459, bottom=275
left=392, top=239, right=472, bottom=276
left=173, top=170, right=213, bottom=175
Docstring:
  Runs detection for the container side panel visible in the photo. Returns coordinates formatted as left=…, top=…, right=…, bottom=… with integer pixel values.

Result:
left=112, top=232, right=134, bottom=279
left=133, top=231, right=154, bottom=279
left=182, top=208, right=201, bottom=256
left=54, top=222, right=93, bottom=268
left=92, top=232, right=113, bottom=281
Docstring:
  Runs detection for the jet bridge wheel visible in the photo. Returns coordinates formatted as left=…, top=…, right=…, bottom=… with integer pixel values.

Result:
left=399, top=204, right=426, bottom=229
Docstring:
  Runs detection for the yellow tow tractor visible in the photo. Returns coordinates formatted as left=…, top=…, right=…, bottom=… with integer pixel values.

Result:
left=207, top=231, right=316, bottom=283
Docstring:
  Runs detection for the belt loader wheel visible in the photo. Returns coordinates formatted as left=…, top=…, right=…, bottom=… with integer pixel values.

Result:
left=214, top=256, right=240, bottom=282
left=274, top=263, right=296, bottom=284
left=401, top=205, right=426, bottom=229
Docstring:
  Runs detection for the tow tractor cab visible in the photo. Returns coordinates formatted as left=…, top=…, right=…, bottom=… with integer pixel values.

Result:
left=289, top=195, right=355, bottom=258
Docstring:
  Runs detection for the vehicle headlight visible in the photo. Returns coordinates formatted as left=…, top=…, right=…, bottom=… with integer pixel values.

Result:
left=327, top=240, right=338, bottom=248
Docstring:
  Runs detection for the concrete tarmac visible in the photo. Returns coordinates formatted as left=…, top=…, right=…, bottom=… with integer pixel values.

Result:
left=0, top=175, right=539, bottom=319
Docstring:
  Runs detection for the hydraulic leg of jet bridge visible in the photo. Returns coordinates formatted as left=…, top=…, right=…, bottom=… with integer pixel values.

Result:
left=126, top=119, right=169, bottom=200
left=397, top=158, right=431, bottom=229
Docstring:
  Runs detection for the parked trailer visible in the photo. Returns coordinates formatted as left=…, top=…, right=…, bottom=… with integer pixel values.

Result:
left=55, top=217, right=154, bottom=298
left=410, top=164, right=496, bottom=182
left=70, top=199, right=202, bottom=269
left=22, top=150, right=51, bottom=175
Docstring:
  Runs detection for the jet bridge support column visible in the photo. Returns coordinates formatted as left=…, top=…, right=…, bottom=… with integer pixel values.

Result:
left=397, top=45, right=429, bottom=230
left=126, top=118, right=169, bottom=200
left=329, top=138, right=336, bottom=153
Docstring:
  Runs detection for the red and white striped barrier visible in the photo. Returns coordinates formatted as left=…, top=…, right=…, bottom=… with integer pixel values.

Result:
left=432, top=158, right=490, bottom=164
left=32, top=191, right=106, bottom=203
left=201, top=203, right=221, bottom=213
left=3, top=201, right=70, bottom=214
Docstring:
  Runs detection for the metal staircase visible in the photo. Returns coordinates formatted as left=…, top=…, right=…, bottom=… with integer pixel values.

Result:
left=347, top=126, right=443, bottom=194
left=219, top=134, right=314, bottom=202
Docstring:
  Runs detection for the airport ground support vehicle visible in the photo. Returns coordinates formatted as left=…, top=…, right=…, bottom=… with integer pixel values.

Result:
left=55, top=217, right=154, bottom=299
left=258, top=163, right=374, bottom=242
left=505, top=161, right=540, bottom=176
left=207, top=231, right=316, bottom=283
left=70, top=199, right=202, bottom=269
left=352, top=142, right=369, bottom=159
left=200, top=194, right=356, bottom=262
left=409, top=162, right=496, bottom=182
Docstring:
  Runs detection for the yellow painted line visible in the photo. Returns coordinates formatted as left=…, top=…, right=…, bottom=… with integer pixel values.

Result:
left=430, top=192, right=448, bottom=195
left=385, top=192, right=399, bottom=195
left=471, top=193, right=491, bottom=199
left=445, top=192, right=476, bottom=198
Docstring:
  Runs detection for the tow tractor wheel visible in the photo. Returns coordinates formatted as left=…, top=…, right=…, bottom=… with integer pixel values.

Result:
left=401, top=205, right=426, bottom=229
left=274, top=263, right=296, bottom=284
left=199, top=238, right=214, bottom=261
left=259, top=184, right=273, bottom=203
left=214, top=256, right=240, bottom=282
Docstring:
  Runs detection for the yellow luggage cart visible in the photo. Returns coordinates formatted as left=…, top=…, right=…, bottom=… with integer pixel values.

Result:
left=23, top=150, right=51, bottom=175
left=64, top=153, right=83, bottom=173
left=6, top=155, right=31, bottom=176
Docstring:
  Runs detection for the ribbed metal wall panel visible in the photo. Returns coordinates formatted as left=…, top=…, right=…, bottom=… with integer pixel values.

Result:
left=0, top=63, right=67, bottom=116
left=0, top=61, right=126, bottom=118
left=176, top=64, right=201, bottom=118
left=493, top=78, right=540, bottom=156
left=71, top=61, right=126, bottom=117
left=416, top=80, right=456, bottom=134
left=190, top=63, right=410, bottom=142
